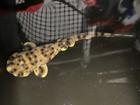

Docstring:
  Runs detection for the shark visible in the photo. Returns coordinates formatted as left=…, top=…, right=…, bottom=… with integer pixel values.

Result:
left=6, top=31, right=131, bottom=78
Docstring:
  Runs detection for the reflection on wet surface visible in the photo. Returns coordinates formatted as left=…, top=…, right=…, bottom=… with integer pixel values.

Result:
left=0, top=37, right=140, bottom=105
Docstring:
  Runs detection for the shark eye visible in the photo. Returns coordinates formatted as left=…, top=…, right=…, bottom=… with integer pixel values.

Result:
left=7, top=62, right=14, bottom=66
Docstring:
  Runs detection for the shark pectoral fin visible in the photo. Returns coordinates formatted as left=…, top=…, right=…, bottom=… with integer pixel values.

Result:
left=60, top=44, right=68, bottom=51
left=34, top=64, right=48, bottom=78
left=23, top=42, right=37, bottom=50
left=60, top=38, right=76, bottom=51
left=60, top=41, right=75, bottom=51
left=69, top=42, right=75, bottom=48
left=68, top=39, right=75, bottom=48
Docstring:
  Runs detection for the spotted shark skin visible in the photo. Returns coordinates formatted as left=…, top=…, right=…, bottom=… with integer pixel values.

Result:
left=6, top=32, right=131, bottom=78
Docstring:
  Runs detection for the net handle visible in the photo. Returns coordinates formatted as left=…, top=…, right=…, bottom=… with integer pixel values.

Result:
left=53, top=0, right=85, bottom=16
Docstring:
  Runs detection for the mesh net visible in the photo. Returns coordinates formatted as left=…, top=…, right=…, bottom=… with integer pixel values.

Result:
left=16, top=0, right=90, bottom=44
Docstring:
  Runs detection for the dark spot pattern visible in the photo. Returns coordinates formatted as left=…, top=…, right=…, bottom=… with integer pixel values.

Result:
left=17, top=55, right=21, bottom=58
left=31, top=62, right=35, bottom=66
left=18, top=72, right=24, bottom=77
left=44, top=54, right=48, bottom=57
left=51, top=47, right=54, bottom=50
left=18, top=59, right=22, bottom=62
left=65, top=40, right=70, bottom=45
left=10, top=69, right=17, bottom=74
left=43, top=45, right=47, bottom=49
left=22, top=59, right=26, bottom=63
left=48, top=58, right=52, bottom=61
left=50, top=51, right=54, bottom=56
left=58, top=43, right=62, bottom=47
left=83, top=35, right=86, bottom=39
left=33, top=55, right=37, bottom=58
left=41, top=48, right=44, bottom=52
left=28, top=56, right=32, bottom=61
left=77, top=35, right=81, bottom=39
left=34, top=60, right=38, bottom=64
left=30, top=51, right=34, bottom=55
left=25, top=67, right=29, bottom=70
left=41, top=51, right=44, bottom=55
left=25, top=52, right=30, bottom=56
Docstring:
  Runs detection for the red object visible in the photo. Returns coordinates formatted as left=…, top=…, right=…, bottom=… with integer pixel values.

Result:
left=25, top=3, right=43, bottom=13
left=114, top=24, right=133, bottom=33
left=83, top=0, right=97, bottom=6
left=17, top=3, right=43, bottom=13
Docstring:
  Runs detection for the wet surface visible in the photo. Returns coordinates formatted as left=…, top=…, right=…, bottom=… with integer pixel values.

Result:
left=0, top=37, right=140, bottom=105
